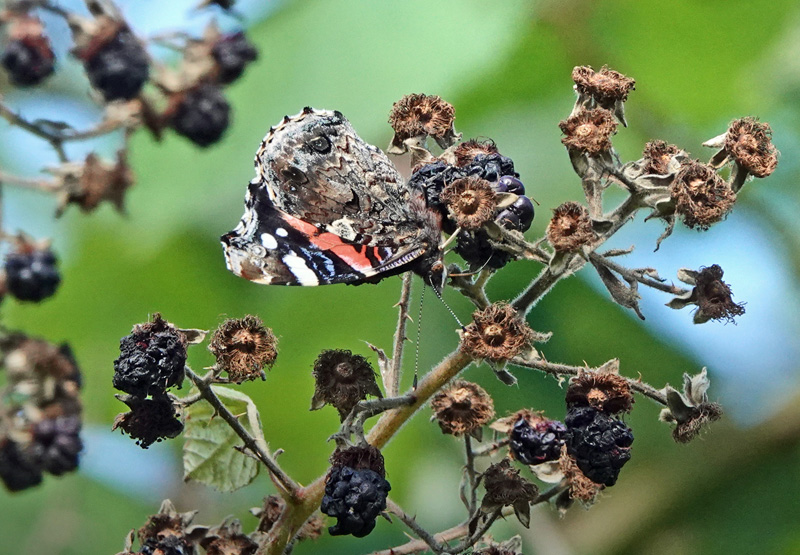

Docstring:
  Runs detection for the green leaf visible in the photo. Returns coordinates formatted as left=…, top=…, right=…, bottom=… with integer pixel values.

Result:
left=183, top=386, right=263, bottom=492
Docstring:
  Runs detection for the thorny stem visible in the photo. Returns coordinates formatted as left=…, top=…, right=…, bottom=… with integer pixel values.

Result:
left=332, top=395, right=417, bottom=446
left=0, top=101, right=69, bottom=162
left=463, top=435, right=478, bottom=513
left=0, top=171, right=60, bottom=193
left=511, top=356, right=668, bottom=405
left=388, top=272, right=414, bottom=397
left=183, top=367, right=301, bottom=501
left=589, top=252, right=690, bottom=296
left=471, top=437, right=509, bottom=457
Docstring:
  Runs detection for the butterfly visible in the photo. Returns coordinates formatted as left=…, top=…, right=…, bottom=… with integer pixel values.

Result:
left=221, top=108, right=446, bottom=292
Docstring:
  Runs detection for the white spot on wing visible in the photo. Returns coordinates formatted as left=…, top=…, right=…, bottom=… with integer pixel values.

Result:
left=283, top=252, right=319, bottom=285
left=260, top=233, right=278, bottom=249
left=275, top=227, right=288, bottom=237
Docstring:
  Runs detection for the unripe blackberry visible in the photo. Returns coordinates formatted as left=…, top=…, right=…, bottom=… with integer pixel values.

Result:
left=0, top=439, right=42, bottom=492
left=509, top=416, right=567, bottom=465
left=112, top=315, right=187, bottom=398
left=171, top=84, right=230, bottom=147
left=496, top=196, right=534, bottom=232
left=83, top=28, right=150, bottom=101
left=565, top=406, right=633, bottom=487
left=321, top=465, right=391, bottom=537
left=31, top=414, right=82, bottom=476
left=4, top=248, right=61, bottom=302
left=2, top=37, right=55, bottom=86
left=211, top=32, right=258, bottom=84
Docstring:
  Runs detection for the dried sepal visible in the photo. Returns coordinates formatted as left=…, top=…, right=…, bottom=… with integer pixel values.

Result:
left=480, top=459, right=537, bottom=527
left=452, top=139, right=499, bottom=167
left=310, top=350, right=382, bottom=420
left=473, top=535, right=523, bottom=555
left=566, top=365, right=633, bottom=414
left=135, top=499, right=205, bottom=555
left=659, top=368, right=723, bottom=443
left=642, top=140, right=683, bottom=175
left=706, top=117, right=778, bottom=191
left=546, top=201, right=596, bottom=252
left=558, top=444, right=602, bottom=504
left=49, top=150, right=134, bottom=216
left=460, top=303, right=538, bottom=363
left=387, top=93, right=459, bottom=152
left=667, top=265, right=745, bottom=324
left=252, top=495, right=323, bottom=541
left=670, top=161, right=736, bottom=230
left=590, top=260, right=645, bottom=320
left=559, top=107, right=617, bottom=155
left=430, top=379, right=495, bottom=438
left=208, top=315, right=277, bottom=383
left=439, top=176, right=497, bottom=230
left=199, top=518, right=257, bottom=555
left=330, top=444, right=386, bottom=477
left=572, top=65, right=635, bottom=107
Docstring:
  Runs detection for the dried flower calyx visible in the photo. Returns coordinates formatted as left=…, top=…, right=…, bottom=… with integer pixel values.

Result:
left=546, top=201, right=595, bottom=252
left=439, top=176, right=497, bottom=230
left=706, top=117, right=779, bottom=183
left=460, top=303, right=539, bottom=363
left=388, top=93, right=458, bottom=151
left=430, top=379, right=495, bottom=438
left=321, top=445, right=391, bottom=538
left=669, top=160, right=736, bottom=230
left=209, top=315, right=277, bottom=383
left=50, top=150, right=134, bottom=216
left=660, top=368, right=722, bottom=443
left=480, top=459, right=538, bottom=528
left=125, top=499, right=206, bottom=555
left=558, top=444, right=603, bottom=503
left=310, top=349, right=382, bottom=419
left=572, top=65, right=635, bottom=108
left=566, top=363, right=633, bottom=414
left=559, top=107, right=617, bottom=155
left=667, top=265, right=745, bottom=324
left=452, top=139, right=499, bottom=167
left=642, top=140, right=683, bottom=175
left=199, top=519, right=257, bottom=555
left=112, top=394, right=184, bottom=449
left=252, top=495, right=323, bottom=541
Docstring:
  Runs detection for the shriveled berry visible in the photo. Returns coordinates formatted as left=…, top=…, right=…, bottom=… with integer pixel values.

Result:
left=496, top=196, right=534, bottom=232
left=84, top=28, right=149, bottom=101
left=510, top=416, right=567, bottom=465
left=31, top=415, right=82, bottom=476
left=5, top=249, right=61, bottom=302
left=321, top=466, right=391, bottom=537
left=0, top=440, right=42, bottom=492
left=171, top=84, right=230, bottom=147
left=212, top=32, right=258, bottom=84
left=1, top=37, right=55, bottom=86
left=565, top=406, right=633, bottom=486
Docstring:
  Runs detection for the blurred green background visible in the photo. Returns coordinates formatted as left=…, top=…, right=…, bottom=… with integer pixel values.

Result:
left=1, top=0, right=800, bottom=553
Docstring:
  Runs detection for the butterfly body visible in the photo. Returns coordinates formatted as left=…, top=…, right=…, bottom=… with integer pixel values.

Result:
left=222, top=108, right=445, bottom=291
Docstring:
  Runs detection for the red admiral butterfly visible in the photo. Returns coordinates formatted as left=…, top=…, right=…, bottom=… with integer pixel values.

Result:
left=221, top=108, right=446, bottom=291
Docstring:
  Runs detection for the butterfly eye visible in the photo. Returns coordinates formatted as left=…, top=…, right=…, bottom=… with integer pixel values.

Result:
left=308, top=135, right=331, bottom=153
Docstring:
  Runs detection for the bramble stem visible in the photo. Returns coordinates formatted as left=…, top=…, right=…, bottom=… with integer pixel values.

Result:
left=388, top=272, right=414, bottom=396
left=589, top=252, right=689, bottom=296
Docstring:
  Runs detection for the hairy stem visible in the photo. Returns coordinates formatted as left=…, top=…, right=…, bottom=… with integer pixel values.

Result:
left=388, top=272, right=414, bottom=397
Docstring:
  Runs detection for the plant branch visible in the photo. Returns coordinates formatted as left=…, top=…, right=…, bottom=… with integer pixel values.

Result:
left=589, top=252, right=689, bottom=296
left=0, top=170, right=61, bottom=193
left=388, top=272, right=414, bottom=397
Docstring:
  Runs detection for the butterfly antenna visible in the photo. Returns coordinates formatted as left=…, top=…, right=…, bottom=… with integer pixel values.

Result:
left=433, top=286, right=464, bottom=328
left=413, top=286, right=425, bottom=390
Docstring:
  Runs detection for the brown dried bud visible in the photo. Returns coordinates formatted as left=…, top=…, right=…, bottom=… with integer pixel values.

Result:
left=480, top=459, right=537, bottom=526
left=52, top=151, right=134, bottom=216
left=430, top=379, right=495, bottom=437
left=439, top=176, right=496, bottom=230
left=558, top=444, right=602, bottom=503
left=460, top=303, right=535, bottom=362
left=559, top=107, right=617, bottom=155
left=546, top=201, right=595, bottom=252
left=208, top=315, right=277, bottom=383
left=330, top=444, right=386, bottom=477
left=311, top=350, right=382, bottom=419
left=136, top=500, right=200, bottom=555
left=566, top=369, right=633, bottom=414
left=200, top=520, right=257, bottom=555
left=253, top=495, right=323, bottom=541
left=389, top=93, right=455, bottom=140
left=572, top=65, right=635, bottom=106
left=672, top=402, right=722, bottom=443
left=642, top=140, right=682, bottom=175
left=112, top=395, right=184, bottom=449
left=670, top=161, right=736, bottom=230
left=724, top=117, right=778, bottom=178
left=692, top=265, right=745, bottom=324
left=452, top=139, right=499, bottom=167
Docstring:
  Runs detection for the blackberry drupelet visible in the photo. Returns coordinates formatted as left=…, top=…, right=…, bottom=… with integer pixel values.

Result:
left=509, top=416, right=567, bottom=465
left=321, top=466, right=391, bottom=537
left=113, top=326, right=187, bottom=398
left=171, top=84, right=231, bottom=147
left=31, top=414, right=82, bottom=476
left=211, top=32, right=258, bottom=84
left=5, top=248, right=61, bottom=302
left=1, top=37, right=54, bottom=86
left=565, top=406, right=633, bottom=487
left=0, top=439, right=42, bottom=492
left=84, top=28, right=149, bottom=101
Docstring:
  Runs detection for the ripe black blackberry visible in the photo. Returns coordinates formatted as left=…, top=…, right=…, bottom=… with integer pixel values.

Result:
left=1, top=37, right=55, bottom=87
left=212, top=32, right=258, bottom=84
left=4, top=248, right=61, bottom=302
left=565, top=406, right=633, bottom=487
left=0, top=439, right=43, bottom=492
left=321, top=465, right=391, bottom=537
left=510, top=416, right=567, bottom=465
left=171, top=84, right=231, bottom=147
left=454, top=231, right=511, bottom=270
left=84, top=28, right=150, bottom=101
left=31, top=415, right=82, bottom=476
left=112, top=316, right=187, bottom=398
